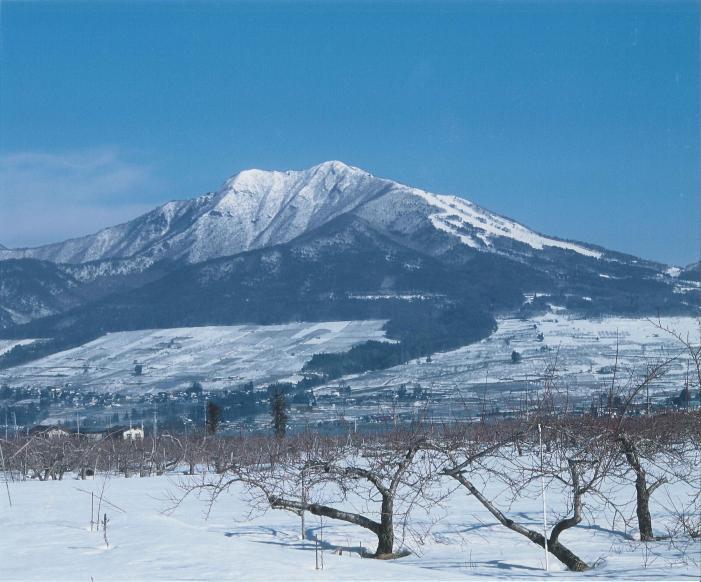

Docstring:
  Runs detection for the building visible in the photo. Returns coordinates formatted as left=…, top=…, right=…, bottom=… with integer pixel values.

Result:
left=122, top=427, right=145, bottom=441
left=28, top=425, right=74, bottom=439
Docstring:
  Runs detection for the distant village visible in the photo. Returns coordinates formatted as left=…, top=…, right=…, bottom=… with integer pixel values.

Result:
left=1, top=372, right=698, bottom=439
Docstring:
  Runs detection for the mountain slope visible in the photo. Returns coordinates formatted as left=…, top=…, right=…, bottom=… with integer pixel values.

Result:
left=5, top=215, right=506, bottom=340
left=680, top=262, right=700, bottom=282
left=0, top=260, right=85, bottom=327
left=4, top=209, right=690, bottom=344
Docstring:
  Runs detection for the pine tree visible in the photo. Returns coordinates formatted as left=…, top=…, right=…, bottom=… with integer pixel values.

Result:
left=270, top=389, right=288, bottom=439
left=206, top=401, right=222, bottom=435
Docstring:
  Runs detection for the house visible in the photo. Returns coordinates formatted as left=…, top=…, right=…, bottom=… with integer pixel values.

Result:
left=122, top=427, right=145, bottom=441
left=81, top=429, right=109, bottom=441
left=29, top=425, right=74, bottom=439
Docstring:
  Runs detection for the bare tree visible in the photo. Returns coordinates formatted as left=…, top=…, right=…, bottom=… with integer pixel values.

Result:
left=173, top=428, right=440, bottom=558
left=268, top=436, right=424, bottom=556
left=603, top=334, right=687, bottom=541
left=437, top=419, right=610, bottom=572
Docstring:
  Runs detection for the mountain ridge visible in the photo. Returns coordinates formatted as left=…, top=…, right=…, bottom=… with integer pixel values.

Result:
left=1, top=160, right=630, bottom=267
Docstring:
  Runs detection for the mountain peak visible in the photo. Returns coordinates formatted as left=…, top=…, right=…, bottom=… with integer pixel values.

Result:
left=214, top=161, right=384, bottom=220
left=310, top=160, right=367, bottom=175
left=221, top=160, right=368, bottom=192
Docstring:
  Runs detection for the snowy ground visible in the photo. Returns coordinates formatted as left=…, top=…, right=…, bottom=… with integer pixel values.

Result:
left=1, top=470, right=698, bottom=580
left=0, top=321, right=388, bottom=393
left=315, top=315, right=700, bottom=410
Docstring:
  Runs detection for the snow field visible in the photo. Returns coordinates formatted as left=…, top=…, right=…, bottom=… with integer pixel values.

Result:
left=0, top=320, right=388, bottom=393
left=1, top=463, right=698, bottom=581
left=320, top=315, right=700, bottom=405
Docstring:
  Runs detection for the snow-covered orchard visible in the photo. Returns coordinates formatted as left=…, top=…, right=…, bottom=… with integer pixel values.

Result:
left=2, top=413, right=699, bottom=581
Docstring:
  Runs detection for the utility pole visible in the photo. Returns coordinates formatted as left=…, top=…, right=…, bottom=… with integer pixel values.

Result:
left=646, top=382, right=650, bottom=415
left=538, top=424, right=549, bottom=572
left=525, top=374, right=530, bottom=421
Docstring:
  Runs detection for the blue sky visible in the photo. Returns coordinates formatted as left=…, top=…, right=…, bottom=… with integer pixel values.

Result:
left=0, top=1, right=698, bottom=265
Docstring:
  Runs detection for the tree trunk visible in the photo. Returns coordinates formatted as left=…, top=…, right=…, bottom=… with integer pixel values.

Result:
left=619, top=434, right=655, bottom=541
left=548, top=540, right=590, bottom=572
left=376, top=495, right=395, bottom=556
left=375, top=525, right=394, bottom=557
left=634, top=471, right=654, bottom=541
left=449, top=472, right=591, bottom=571
left=269, top=496, right=392, bottom=557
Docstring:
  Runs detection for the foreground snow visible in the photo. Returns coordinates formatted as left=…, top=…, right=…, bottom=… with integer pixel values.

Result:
left=2, top=472, right=697, bottom=580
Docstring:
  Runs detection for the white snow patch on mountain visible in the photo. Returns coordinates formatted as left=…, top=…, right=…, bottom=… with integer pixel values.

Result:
left=0, top=339, right=38, bottom=357
left=411, top=189, right=602, bottom=258
left=316, top=315, right=699, bottom=404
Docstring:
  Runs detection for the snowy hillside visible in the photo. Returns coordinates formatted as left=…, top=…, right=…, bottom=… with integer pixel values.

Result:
left=3, top=315, right=697, bottom=414
left=311, top=314, right=700, bottom=417
left=0, top=321, right=388, bottom=393
left=0, top=339, right=37, bottom=358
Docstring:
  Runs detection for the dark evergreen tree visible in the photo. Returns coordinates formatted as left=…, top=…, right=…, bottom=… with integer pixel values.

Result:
left=270, top=389, right=288, bottom=439
left=206, top=401, right=222, bottom=435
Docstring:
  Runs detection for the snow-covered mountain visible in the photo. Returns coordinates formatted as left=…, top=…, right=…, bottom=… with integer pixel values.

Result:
left=0, top=161, right=605, bottom=265
left=1, top=162, right=697, bottom=371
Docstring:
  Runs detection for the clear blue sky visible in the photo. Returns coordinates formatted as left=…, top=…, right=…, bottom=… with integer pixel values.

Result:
left=1, top=0, right=698, bottom=265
